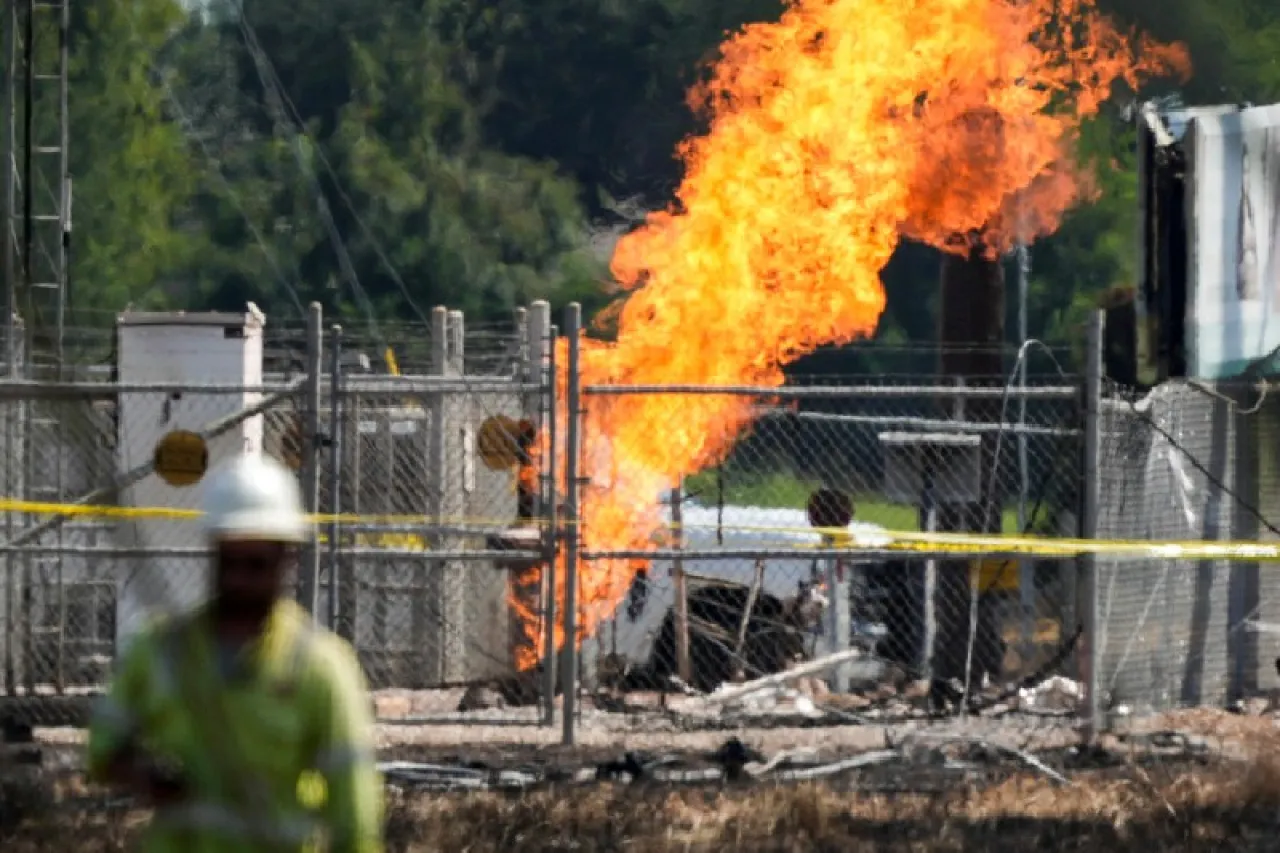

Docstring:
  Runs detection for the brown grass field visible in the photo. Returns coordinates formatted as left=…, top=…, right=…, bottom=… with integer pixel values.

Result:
left=6, top=762, right=1280, bottom=852
left=6, top=710, right=1280, bottom=851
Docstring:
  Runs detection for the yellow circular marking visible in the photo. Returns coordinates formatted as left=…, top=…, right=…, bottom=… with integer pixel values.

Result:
left=153, top=430, right=209, bottom=488
left=477, top=415, right=522, bottom=470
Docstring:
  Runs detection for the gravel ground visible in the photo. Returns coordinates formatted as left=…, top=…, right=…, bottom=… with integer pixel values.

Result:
left=23, top=687, right=1278, bottom=775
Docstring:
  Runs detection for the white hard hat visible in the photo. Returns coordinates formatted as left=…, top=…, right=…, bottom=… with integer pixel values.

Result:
left=202, top=452, right=309, bottom=544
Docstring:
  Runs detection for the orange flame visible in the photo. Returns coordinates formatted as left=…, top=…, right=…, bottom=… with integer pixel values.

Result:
left=512, top=0, right=1188, bottom=669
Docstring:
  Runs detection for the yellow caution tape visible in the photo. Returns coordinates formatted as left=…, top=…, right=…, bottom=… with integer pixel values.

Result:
left=0, top=498, right=548, bottom=528
left=0, top=497, right=1275, bottom=561
left=808, top=529, right=1280, bottom=561
left=316, top=532, right=431, bottom=550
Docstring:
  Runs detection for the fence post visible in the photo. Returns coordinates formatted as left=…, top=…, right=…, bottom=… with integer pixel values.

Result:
left=327, top=324, right=344, bottom=635
left=1080, top=310, right=1104, bottom=739
left=425, top=307, right=448, bottom=683
left=561, top=302, right=582, bottom=746
left=299, top=302, right=324, bottom=617
left=543, top=321, right=559, bottom=726
left=671, top=479, right=692, bottom=685
left=524, top=300, right=559, bottom=727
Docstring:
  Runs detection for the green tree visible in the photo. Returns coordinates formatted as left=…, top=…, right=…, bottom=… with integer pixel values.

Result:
left=158, top=0, right=608, bottom=330
left=66, top=0, right=198, bottom=315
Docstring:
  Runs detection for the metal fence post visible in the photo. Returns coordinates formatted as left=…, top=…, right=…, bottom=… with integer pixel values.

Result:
left=524, top=300, right=558, bottom=727
left=671, top=479, right=691, bottom=685
left=561, top=303, right=582, bottom=746
left=919, top=468, right=938, bottom=685
left=299, top=302, right=324, bottom=616
left=542, top=323, right=559, bottom=725
left=1080, top=310, right=1104, bottom=739
left=327, top=324, right=343, bottom=634
left=425, top=307, right=448, bottom=683
left=2, top=0, right=15, bottom=696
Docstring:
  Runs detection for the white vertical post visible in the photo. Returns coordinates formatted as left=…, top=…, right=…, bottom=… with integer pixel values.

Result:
left=1080, top=311, right=1104, bottom=738
left=920, top=507, right=938, bottom=683
left=671, top=480, right=691, bottom=685
left=823, top=538, right=851, bottom=693
left=299, top=303, right=324, bottom=616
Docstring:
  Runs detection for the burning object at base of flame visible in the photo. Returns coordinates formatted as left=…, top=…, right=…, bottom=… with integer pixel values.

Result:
left=1016, top=676, right=1082, bottom=714
left=613, top=577, right=828, bottom=694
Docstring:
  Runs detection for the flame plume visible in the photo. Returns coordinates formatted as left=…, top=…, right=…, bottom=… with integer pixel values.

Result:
left=512, top=0, right=1188, bottom=668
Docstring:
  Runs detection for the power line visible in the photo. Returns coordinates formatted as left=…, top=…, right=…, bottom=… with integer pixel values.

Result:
left=226, top=1, right=431, bottom=330
left=113, top=0, right=308, bottom=321
left=229, top=3, right=385, bottom=350
left=158, top=75, right=307, bottom=319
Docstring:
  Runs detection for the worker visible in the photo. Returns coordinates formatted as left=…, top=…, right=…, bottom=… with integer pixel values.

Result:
left=86, top=452, right=384, bottom=852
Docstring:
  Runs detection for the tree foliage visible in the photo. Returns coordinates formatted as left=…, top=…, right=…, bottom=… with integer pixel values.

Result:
left=20, top=0, right=1280, bottom=363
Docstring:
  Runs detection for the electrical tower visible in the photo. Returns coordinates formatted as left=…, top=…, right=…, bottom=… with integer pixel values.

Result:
left=1, top=0, right=71, bottom=696
left=4, top=0, right=71, bottom=379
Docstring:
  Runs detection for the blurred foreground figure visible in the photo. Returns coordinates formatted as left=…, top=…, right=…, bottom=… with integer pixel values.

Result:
left=87, top=452, right=384, bottom=852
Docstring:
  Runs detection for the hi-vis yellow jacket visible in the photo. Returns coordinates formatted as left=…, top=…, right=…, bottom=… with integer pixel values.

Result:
left=86, top=599, right=384, bottom=853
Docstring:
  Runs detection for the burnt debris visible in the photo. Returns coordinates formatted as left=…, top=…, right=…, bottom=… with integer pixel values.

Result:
left=618, top=579, right=825, bottom=693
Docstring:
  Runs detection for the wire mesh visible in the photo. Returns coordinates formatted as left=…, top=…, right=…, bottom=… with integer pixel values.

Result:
left=1094, top=378, right=1280, bottom=718
left=13, top=318, right=1280, bottom=748
left=318, top=380, right=548, bottom=698
left=0, top=381, right=303, bottom=719
left=0, top=311, right=558, bottom=730
left=573, top=377, right=1086, bottom=724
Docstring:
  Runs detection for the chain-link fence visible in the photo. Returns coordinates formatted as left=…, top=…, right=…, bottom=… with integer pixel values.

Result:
left=1094, top=378, right=1280, bottom=718
left=318, top=375, right=549, bottom=699
left=0, top=304, right=556, bottom=729
left=9, top=304, right=1280, bottom=755
left=0, top=379, right=305, bottom=710
left=571, top=375, right=1085, bottom=725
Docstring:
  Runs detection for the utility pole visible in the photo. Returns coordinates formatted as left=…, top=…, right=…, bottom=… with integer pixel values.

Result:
left=1015, top=240, right=1033, bottom=666
left=936, top=240, right=1005, bottom=691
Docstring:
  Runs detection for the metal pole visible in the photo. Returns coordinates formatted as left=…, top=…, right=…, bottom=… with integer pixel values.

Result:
left=1016, top=242, right=1034, bottom=665
left=327, top=324, right=343, bottom=633
left=424, top=307, right=447, bottom=682
left=541, top=319, right=559, bottom=727
left=2, top=0, right=15, bottom=695
left=54, top=0, right=67, bottom=369
left=53, top=0, right=70, bottom=686
left=823, top=536, right=851, bottom=694
left=17, top=0, right=31, bottom=695
left=20, top=0, right=30, bottom=336
left=298, top=302, right=323, bottom=616
left=919, top=461, right=937, bottom=684
left=2, top=0, right=14, bottom=371
left=671, top=479, right=691, bottom=685
left=560, top=303, right=581, bottom=746
left=1080, top=310, right=1104, bottom=739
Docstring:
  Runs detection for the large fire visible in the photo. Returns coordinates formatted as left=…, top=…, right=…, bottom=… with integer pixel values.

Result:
left=512, top=0, right=1187, bottom=668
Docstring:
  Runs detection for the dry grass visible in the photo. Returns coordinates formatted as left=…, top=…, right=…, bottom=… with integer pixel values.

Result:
left=5, top=758, right=1280, bottom=852
left=9, top=710, right=1280, bottom=851
left=379, top=762, right=1280, bottom=852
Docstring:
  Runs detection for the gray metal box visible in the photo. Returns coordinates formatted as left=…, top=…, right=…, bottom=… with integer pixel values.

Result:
left=877, top=431, right=982, bottom=504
